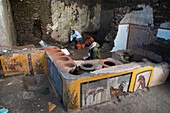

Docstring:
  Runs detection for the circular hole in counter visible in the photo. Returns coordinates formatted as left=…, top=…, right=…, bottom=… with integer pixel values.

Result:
left=64, top=63, right=76, bottom=68
left=80, top=63, right=95, bottom=71
left=56, top=53, right=65, bottom=56
left=82, top=63, right=93, bottom=68
left=58, top=57, right=69, bottom=61
left=52, top=49, right=61, bottom=52
left=36, top=48, right=44, bottom=50
left=69, top=66, right=86, bottom=75
left=104, top=61, right=115, bottom=66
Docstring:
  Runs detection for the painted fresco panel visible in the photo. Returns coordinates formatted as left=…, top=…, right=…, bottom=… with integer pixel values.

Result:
left=1, top=53, right=30, bottom=76
left=81, top=73, right=132, bottom=107
left=47, top=60, right=63, bottom=97
left=47, top=58, right=51, bottom=76
left=1, top=52, right=47, bottom=76
left=128, top=24, right=157, bottom=50
left=31, top=53, right=47, bottom=76
left=81, top=79, right=107, bottom=107
left=106, top=73, right=131, bottom=100
left=133, top=70, right=152, bottom=92
left=157, top=28, right=170, bottom=40
left=51, top=63, right=63, bottom=97
left=128, top=25, right=149, bottom=49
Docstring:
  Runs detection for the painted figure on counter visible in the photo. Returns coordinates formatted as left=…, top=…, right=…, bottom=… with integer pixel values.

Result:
left=110, top=86, right=120, bottom=97
left=84, top=86, right=95, bottom=105
left=119, top=81, right=126, bottom=93
left=136, top=75, right=145, bottom=90
left=84, top=85, right=104, bottom=106
left=94, top=86, right=104, bottom=103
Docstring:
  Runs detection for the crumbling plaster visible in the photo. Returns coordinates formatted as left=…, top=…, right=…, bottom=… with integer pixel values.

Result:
left=160, top=21, right=170, bottom=29
left=51, top=0, right=101, bottom=42
left=120, top=5, right=153, bottom=26
left=0, top=0, right=16, bottom=47
left=110, top=24, right=129, bottom=52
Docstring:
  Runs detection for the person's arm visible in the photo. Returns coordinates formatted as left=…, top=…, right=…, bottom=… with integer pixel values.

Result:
left=83, top=50, right=91, bottom=60
left=75, top=31, right=82, bottom=39
left=70, top=34, right=73, bottom=42
left=87, top=50, right=92, bottom=60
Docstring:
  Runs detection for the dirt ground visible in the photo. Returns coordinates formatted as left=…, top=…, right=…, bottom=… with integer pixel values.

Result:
left=68, top=47, right=112, bottom=60
left=0, top=47, right=170, bottom=113
left=0, top=73, right=170, bottom=113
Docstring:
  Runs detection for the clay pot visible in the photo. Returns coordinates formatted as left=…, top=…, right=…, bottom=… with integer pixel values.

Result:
left=99, top=59, right=121, bottom=68
left=80, top=63, right=95, bottom=71
left=64, top=63, right=76, bottom=73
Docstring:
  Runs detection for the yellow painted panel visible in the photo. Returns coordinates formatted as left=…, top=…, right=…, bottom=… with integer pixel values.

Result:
left=31, top=53, right=47, bottom=76
left=1, top=53, right=29, bottom=76
left=69, top=66, right=154, bottom=109
left=129, top=67, right=154, bottom=92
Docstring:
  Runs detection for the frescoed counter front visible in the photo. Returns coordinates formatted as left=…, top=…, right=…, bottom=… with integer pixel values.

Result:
left=0, top=47, right=168, bottom=112
left=68, top=66, right=154, bottom=109
left=0, top=49, right=47, bottom=77
left=44, top=47, right=169, bottom=111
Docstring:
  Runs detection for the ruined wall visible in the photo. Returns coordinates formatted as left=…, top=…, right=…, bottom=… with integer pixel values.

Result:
left=160, top=22, right=170, bottom=29
left=10, top=0, right=101, bottom=45
left=51, top=0, right=101, bottom=42
left=10, top=0, right=169, bottom=46
left=0, top=0, right=16, bottom=47
left=120, top=5, right=153, bottom=26
left=100, top=0, right=170, bottom=51
left=10, top=0, right=52, bottom=46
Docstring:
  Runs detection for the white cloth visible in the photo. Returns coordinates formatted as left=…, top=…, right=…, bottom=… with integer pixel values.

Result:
left=61, top=48, right=70, bottom=55
left=88, top=42, right=97, bottom=57
left=70, top=30, right=82, bottom=41
left=39, top=40, right=55, bottom=47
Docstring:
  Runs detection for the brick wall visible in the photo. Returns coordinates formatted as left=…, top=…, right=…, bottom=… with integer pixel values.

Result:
left=10, top=0, right=52, bottom=46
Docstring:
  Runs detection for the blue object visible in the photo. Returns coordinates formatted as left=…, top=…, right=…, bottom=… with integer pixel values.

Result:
left=0, top=108, right=9, bottom=113
left=39, top=40, right=55, bottom=47
left=83, top=58, right=88, bottom=61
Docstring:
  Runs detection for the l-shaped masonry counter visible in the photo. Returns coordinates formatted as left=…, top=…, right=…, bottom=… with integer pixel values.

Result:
left=44, top=47, right=169, bottom=111
left=0, top=47, right=169, bottom=111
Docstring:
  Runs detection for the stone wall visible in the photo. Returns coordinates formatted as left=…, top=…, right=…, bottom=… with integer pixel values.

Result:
left=0, top=0, right=16, bottom=47
left=9, top=0, right=101, bottom=45
left=51, top=0, right=101, bottom=42
left=10, top=0, right=52, bottom=46
left=9, top=0, right=170, bottom=46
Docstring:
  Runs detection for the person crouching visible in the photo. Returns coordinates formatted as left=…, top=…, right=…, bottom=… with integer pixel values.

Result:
left=84, top=36, right=101, bottom=60
left=69, top=30, right=82, bottom=48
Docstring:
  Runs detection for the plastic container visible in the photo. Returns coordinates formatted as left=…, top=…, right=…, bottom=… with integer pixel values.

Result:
left=76, top=44, right=82, bottom=49
left=81, top=44, right=85, bottom=48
